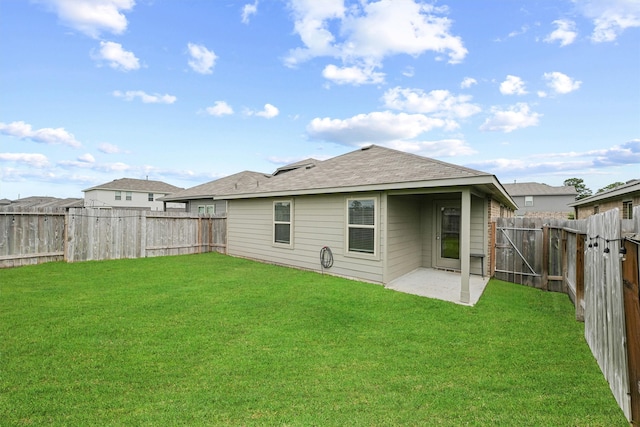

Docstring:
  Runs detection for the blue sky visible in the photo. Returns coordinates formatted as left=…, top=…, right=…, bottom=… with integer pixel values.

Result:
left=1, top=0, right=638, bottom=199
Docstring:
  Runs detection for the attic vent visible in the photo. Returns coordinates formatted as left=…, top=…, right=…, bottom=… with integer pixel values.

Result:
left=305, top=164, right=315, bottom=170
left=361, top=145, right=372, bottom=151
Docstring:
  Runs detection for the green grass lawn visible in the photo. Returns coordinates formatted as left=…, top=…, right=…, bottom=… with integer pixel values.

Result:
left=0, top=253, right=627, bottom=426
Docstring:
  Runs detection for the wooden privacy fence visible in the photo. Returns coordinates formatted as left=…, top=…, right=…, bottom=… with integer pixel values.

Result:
left=494, top=208, right=640, bottom=423
left=0, top=207, right=67, bottom=267
left=0, top=207, right=227, bottom=267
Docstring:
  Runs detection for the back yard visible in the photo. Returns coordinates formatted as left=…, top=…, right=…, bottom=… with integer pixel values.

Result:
left=0, top=253, right=627, bottom=426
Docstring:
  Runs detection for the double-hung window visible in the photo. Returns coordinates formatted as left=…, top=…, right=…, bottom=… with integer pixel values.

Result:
left=274, top=200, right=292, bottom=246
left=126, top=192, right=132, bottom=201
left=115, top=191, right=121, bottom=201
left=148, top=193, right=154, bottom=202
left=347, top=197, right=376, bottom=255
left=198, top=205, right=215, bottom=215
left=623, top=201, right=633, bottom=219
left=524, top=196, right=534, bottom=207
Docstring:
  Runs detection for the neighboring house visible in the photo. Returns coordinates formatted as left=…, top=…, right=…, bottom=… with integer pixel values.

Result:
left=569, top=179, right=640, bottom=220
left=83, top=178, right=185, bottom=211
left=503, top=182, right=577, bottom=219
left=164, top=145, right=516, bottom=303
left=0, top=196, right=84, bottom=209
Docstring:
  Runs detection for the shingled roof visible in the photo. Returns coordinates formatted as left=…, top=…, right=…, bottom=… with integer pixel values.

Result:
left=83, top=178, right=183, bottom=193
left=160, top=171, right=271, bottom=200
left=503, top=182, right=577, bottom=196
left=164, top=145, right=515, bottom=207
left=220, top=145, right=492, bottom=197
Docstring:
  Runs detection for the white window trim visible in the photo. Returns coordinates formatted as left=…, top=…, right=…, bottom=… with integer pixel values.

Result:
left=273, top=199, right=294, bottom=249
left=345, top=196, right=379, bottom=259
left=524, top=196, right=534, bottom=207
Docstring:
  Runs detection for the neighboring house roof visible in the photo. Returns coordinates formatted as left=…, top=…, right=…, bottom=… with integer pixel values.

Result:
left=83, top=178, right=184, bottom=193
left=164, top=145, right=516, bottom=208
left=160, top=171, right=271, bottom=201
left=1, top=196, right=84, bottom=209
left=569, top=179, right=640, bottom=207
left=503, top=182, right=577, bottom=197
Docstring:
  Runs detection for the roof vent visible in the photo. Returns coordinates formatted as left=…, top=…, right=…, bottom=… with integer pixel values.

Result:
left=361, top=145, right=373, bottom=151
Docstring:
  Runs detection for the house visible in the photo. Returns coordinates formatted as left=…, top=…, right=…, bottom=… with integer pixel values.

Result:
left=83, top=178, right=185, bottom=211
left=0, top=196, right=83, bottom=209
left=164, top=145, right=516, bottom=303
left=569, top=179, right=640, bottom=220
left=503, top=182, right=577, bottom=219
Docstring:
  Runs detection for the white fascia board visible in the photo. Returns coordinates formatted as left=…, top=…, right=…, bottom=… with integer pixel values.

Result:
left=215, top=175, right=511, bottom=201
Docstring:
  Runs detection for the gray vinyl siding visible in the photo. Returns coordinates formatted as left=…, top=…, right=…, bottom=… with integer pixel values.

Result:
left=387, top=196, right=422, bottom=282
left=227, top=193, right=385, bottom=284
left=421, top=200, right=434, bottom=268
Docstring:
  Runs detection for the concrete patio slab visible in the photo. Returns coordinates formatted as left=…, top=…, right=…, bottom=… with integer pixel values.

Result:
left=386, top=268, right=489, bottom=306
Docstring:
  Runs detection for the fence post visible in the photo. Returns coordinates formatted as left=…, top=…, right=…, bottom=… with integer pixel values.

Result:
left=575, top=234, right=585, bottom=321
left=622, top=239, right=640, bottom=424
left=542, top=225, right=549, bottom=291
left=561, top=229, right=568, bottom=293
left=490, top=221, right=496, bottom=277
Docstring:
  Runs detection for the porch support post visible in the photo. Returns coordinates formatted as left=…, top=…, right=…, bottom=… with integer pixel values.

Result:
left=460, top=189, right=471, bottom=304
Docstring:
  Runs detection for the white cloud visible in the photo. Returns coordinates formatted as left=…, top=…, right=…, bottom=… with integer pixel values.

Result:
left=543, top=71, right=582, bottom=94
left=499, top=75, right=527, bottom=95
left=479, top=103, right=541, bottom=133
left=113, top=90, right=177, bottom=104
left=285, top=0, right=467, bottom=84
left=464, top=139, right=640, bottom=176
left=0, top=121, right=82, bottom=148
left=544, top=19, right=578, bottom=46
left=242, top=1, right=258, bottom=24
left=253, top=104, right=280, bottom=118
left=92, top=41, right=140, bottom=71
left=77, top=153, right=95, bottom=163
left=322, top=64, right=384, bottom=85
left=574, top=0, right=640, bottom=42
left=187, top=43, right=217, bottom=74
left=590, top=139, right=640, bottom=165
left=98, top=142, right=126, bottom=154
left=205, top=101, right=234, bottom=117
left=0, top=153, right=50, bottom=168
left=284, top=0, right=345, bottom=66
left=460, top=77, right=477, bottom=89
left=382, top=87, right=481, bottom=119
left=307, top=111, right=456, bottom=145
left=39, top=0, right=134, bottom=38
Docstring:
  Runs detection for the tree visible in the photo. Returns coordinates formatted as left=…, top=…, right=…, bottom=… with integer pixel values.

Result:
left=597, top=181, right=625, bottom=193
left=563, top=178, right=592, bottom=200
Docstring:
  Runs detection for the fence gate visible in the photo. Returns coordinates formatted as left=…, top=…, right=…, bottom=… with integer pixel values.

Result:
left=494, top=217, right=543, bottom=288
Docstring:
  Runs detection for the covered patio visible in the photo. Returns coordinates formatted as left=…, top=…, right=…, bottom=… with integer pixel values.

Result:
left=386, top=268, right=490, bottom=306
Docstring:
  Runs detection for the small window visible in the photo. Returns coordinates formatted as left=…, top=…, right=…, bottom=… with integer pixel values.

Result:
left=198, top=205, right=215, bottom=215
left=115, top=191, right=121, bottom=201
left=274, top=200, right=292, bottom=245
left=126, top=192, right=132, bottom=201
left=623, top=201, right=633, bottom=219
left=148, top=193, right=154, bottom=202
left=347, top=198, right=376, bottom=255
left=524, top=196, right=533, bottom=207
